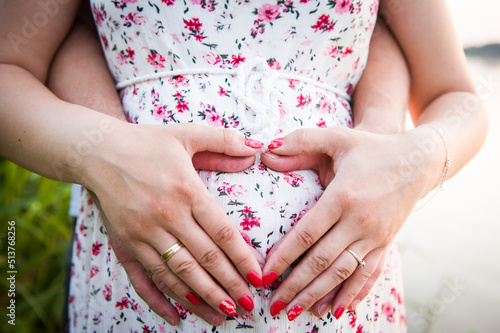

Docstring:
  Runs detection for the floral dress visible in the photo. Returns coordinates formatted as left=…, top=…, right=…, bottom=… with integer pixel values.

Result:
left=69, top=0, right=407, bottom=332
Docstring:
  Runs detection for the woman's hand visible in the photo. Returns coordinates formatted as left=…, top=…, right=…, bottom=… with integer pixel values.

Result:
left=260, top=126, right=445, bottom=320
left=84, top=121, right=265, bottom=319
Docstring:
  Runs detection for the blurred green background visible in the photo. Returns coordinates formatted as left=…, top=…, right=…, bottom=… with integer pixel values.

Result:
left=0, top=158, right=72, bottom=333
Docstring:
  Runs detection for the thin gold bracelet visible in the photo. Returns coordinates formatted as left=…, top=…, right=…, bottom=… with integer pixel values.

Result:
left=412, top=124, right=451, bottom=212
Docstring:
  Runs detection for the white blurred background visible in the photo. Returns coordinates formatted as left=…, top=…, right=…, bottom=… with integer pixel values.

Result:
left=400, top=1, right=500, bottom=332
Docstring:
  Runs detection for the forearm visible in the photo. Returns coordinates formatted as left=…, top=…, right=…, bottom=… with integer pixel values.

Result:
left=47, top=18, right=125, bottom=119
left=352, top=20, right=409, bottom=134
left=0, top=64, right=118, bottom=184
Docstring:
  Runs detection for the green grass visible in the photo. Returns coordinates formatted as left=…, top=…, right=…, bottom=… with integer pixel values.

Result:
left=0, top=158, right=72, bottom=333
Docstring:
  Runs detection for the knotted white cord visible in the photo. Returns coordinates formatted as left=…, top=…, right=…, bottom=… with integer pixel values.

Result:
left=115, top=59, right=351, bottom=143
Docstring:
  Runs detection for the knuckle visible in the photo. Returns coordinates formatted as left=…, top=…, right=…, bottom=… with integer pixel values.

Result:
left=308, top=254, right=331, bottom=275
left=283, top=281, right=304, bottom=299
left=304, top=289, right=324, bottom=304
left=342, top=288, right=359, bottom=300
left=356, top=269, right=372, bottom=283
left=274, top=252, right=294, bottom=270
left=329, top=266, right=352, bottom=283
left=222, top=128, right=236, bottom=146
left=212, top=224, right=237, bottom=246
left=171, top=258, right=198, bottom=279
left=199, top=285, right=219, bottom=304
left=221, top=277, right=242, bottom=294
left=151, top=262, right=171, bottom=277
left=198, top=248, right=222, bottom=270
left=337, top=188, right=359, bottom=208
left=295, top=229, right=317, bottom=250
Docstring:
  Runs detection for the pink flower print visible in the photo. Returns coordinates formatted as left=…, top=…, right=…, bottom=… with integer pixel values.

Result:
left=352, top=59, right=359, bottom=70
left=161, top=0, right=175, bottom=5
left=289, top=79, right=299, bottom=89
left=226, top=184, right=246, bottom=198
left=102, top=283, right=112, bottom=301
left=142, top=325, right=152, bottom=333
left=190, top=0, right=202, bottom=4
left=242, top=206, right=253, bottom=215
left=116, top=297, right=130, bottom=310
left=240, top=216, right=261, bottom=231
left=317, top=118, right=326, bottom=128
left=371, top=1, right=379, bottom=15
left=90, top=265, right=99, bottom=278
left=203, top=52, right=221, bottom=65
left=147, top=51, right=166, bottom=70
left=231, top=53, right=246, bottom=67
left=312, top=14, right=334, bottom=32
left=318, top=95, right=331, bottom=114
left=251, top=20, right=266, bottom=38
left=125, top=47, right=135, bottom=60
left=268, top=60, right=281, bottom=70
left=121, top=12, right=146, bottom=26
left=356, top=325, right=364, bottom=333
left=335, top=0, right=352, bottom=14
left=176, top=100, right=189, bottom=113
left=194, top=33, right=204, bottom=42
left=100, top=33, right=108, bottom=50
left=257, top=3, right=281, bottom=22
left=168, top=75, right=189, bottom=87
left=349, top=311, right=357, bottom=328
left=347, top=83, right=354, bottom=95
left=218, top=87, right=229, bottom=96
left=240, top=232, right=252, bottom=245
left=284, top=172, right=304, bottom=187
left=184, top=18, right=203, bottom=31
left=92, top=4, right=107, bottom=27
left=342, top=46, right=354, bottom=57
left=297, top=94, right=312, bottom=108
left=92, top=242, right=103, bottom=256
left=382, top=302, right=395, bottom=323
left=153, top=104, right=166, bottom=121
left=206, top=110, right=224, bottom=127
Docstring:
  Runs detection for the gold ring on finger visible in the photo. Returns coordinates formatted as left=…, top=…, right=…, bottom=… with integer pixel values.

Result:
left=346, top=247, right=365, bottom=269
left=161, top=241, right=184, bottom=262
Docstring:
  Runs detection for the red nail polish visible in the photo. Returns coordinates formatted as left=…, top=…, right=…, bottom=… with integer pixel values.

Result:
left=262, top=272, right=278, bottom=287
left=219, top=300, right=236, bottom=317
left=245, top=138, right=264, bottom=149
left=267, top=138, right=285, bottom=150
left=186, top=292, right=199, bottom=305
left=287, top=305, right=304, bottom=321
left=268, top=138, right=284, bottom=150
left=334, top=306, right=345, bottom=320
left=270, top=300, right=287, bottom=316
left=237, top=295, right=254, bottom=312
left=246, top=271, right=262, bottom=288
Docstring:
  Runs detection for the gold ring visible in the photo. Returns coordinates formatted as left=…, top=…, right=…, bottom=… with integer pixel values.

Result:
left=346, top=247, right=365, bottom=269
left=147, top=269, right=154, bottom=278
left=161, top=241, right=184, bottom=262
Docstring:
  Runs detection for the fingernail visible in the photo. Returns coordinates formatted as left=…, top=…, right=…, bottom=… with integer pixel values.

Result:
left=207, top=314, right=224, bottom=326
left=246, top=271, right=262, bottom=288
left=270, top=300, right=287, bottom=316
left=237, top=295, right=254, bottom=312
left=186, top=292, right=199, bottom=305
left=350, top=298, right=360, bottom=311
left=287, top=305, right=304, bottom=321
left=165, top=316, right=176, bottom=326
left=245, top=138, right=264, bottom=149
left=318, top=303, right=331, bottom=317
left=334, top=306, right=345, bottom=320
left=219, top=300, right=236, bottom=317
left=268, top=138, right=284, bottom=150
left=262, top=272, right=278, bottom=287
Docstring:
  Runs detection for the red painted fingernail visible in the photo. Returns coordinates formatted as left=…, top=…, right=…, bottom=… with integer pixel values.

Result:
left=334, top=306, right=346, bottom=320
left=245, top=138, right=264, bottom=149
left=237, top=295, right=254, bottom=312
left=219, top=300, right=236, bottom=317
left=268, top=138, right=284, bottom=150
left=186, top=292, right=199, bottom=305
left=287, top=305, right=304, bottom=321
left=246, top=271, right=262, bottom=288
left=262, top=272, right=278, bottom=287
left=270, top=300, right=287, bottom=316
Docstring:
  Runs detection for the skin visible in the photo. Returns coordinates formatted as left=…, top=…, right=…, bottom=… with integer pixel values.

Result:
left=46, top=8, right=410, bottom=324
left=260, top=0, right=488, bottom=322
left=1, top=0, right=486, bottom=326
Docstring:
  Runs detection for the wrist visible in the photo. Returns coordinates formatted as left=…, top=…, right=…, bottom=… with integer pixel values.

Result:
left=404, top=125, right=449, bottom=197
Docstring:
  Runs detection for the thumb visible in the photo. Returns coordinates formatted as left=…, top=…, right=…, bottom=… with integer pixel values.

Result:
left=264, top=127, right=352, bottom=157
left=192, top=152, right=256, bottom=172
left=173, top=124, right=264, bottom=157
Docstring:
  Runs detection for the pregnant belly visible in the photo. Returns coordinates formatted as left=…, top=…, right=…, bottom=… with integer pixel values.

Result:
left=199, top=160, right=324, bottom=258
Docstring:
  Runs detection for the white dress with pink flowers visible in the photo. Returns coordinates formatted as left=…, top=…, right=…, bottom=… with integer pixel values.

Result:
left=69, top=0, right=407, bottom=332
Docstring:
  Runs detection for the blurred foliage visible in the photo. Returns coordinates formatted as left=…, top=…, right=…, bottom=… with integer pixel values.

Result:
left=0, top=158, right=72, bottom=333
